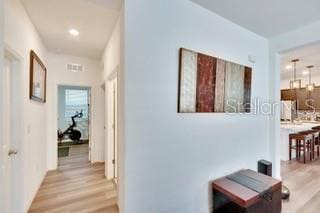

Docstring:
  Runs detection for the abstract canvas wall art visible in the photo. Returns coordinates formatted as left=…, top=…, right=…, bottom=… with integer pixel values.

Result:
left=178, top=48, right=252, bottom=113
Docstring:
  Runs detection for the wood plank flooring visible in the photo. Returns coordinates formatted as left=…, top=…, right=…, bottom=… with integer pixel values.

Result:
left=29, top=144, right=118, bottom=213
left=281, top=159, right=320, bottom=213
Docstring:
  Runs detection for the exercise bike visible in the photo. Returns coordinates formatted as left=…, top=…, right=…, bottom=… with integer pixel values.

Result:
left=58, top=110, right=83, bottom=143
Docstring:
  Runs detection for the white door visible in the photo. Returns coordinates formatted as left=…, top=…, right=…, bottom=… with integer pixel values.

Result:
left=2, top=55, right=22, bottom=213
left=106, top=76, right=118, bottom=182
left=87, top=88, right=91, bottom=161
left=112, top=78, right=118, bottom=182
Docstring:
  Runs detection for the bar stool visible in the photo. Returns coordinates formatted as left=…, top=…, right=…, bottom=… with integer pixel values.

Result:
left=299, top=130, right=319, bottom=160
left=312, top=126, right=320, bottom=155
left=310, top=128, right=320, bottom=157
left=315, top=129, right=320, bottom=157
left=289, top=133, right=313, bottom=163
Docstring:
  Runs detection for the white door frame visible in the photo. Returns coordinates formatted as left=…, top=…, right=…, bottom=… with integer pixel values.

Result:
left=1, top=46, right=24, bottom=213
left=105, top=66, right=119, bottom=182
left=0, top=0, right=4, bottom=209
left=271, top=38, right=320, bottom=179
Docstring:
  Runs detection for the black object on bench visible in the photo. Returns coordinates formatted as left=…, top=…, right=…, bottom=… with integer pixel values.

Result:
left=257, top=159, right=290, bottom=201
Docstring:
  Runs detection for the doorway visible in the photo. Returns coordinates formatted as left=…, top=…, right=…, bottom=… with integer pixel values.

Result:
left=279, top=42, right=320, bottom=166
left=2, top=49, right=23, bottom=213
left=57, top=85, right=91, bottom=168
left=278, top=42, right=320, bottom=211
left=106, top=70, right=118, bottom=184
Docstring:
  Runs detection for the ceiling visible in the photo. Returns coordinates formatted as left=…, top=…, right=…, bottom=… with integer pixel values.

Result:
left=281, top=42, right=320, bottom=80
left=21, top=0, right=122, bottom=59
left=190, top=0, right=320, bottom=38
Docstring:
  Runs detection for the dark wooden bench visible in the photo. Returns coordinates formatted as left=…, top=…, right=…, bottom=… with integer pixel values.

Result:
left=212, top=169, right=282, bottom=213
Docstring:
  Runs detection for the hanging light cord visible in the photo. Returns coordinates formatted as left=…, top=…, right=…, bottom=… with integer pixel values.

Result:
left=293, top=61, right=297, bottom=81
left=309, top=67, right=312, bottom=84
left=307, top=65, right=314, bottom=84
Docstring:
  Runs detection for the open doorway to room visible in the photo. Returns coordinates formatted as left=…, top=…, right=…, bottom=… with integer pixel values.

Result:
left=280, top=42, right=320, bottom=211
left=57, top=85, right=91, bottom=168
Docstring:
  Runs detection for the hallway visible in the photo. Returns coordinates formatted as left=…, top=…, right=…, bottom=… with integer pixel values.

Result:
left=28, top=144, right=118, bottom=213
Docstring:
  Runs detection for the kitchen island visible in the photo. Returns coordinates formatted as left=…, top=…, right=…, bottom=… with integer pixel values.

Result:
left=281, top=122, right=320, bottom=161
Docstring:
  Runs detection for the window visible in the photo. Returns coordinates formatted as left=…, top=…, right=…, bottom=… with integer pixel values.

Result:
left=65, top=89, right=88, bottom=119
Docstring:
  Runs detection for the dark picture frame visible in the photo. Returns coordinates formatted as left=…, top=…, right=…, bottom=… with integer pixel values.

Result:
left=29, top=50, right=47, bottom=103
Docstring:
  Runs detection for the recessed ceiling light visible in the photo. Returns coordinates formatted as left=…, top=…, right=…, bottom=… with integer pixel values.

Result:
left=302, top=70, right=309, bottom=75
left=285, top=65, right=293, bottom=70
left=69, top=29, right=79, bottom=36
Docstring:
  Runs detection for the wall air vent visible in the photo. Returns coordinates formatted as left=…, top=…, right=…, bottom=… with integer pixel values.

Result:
left=67, top=63, right=84, bottom=73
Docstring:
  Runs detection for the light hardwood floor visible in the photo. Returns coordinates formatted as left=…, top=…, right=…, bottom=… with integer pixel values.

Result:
left=281, top=159, right=320, bottom=213
left=29, top=144, right=118, bottom=213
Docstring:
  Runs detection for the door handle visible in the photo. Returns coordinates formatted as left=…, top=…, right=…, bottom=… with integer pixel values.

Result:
left=8, top=149, right=18, bottom=156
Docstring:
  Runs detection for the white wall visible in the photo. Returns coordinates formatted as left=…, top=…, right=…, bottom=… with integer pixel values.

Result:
left=46, top=53, right=105, bottom=170
left=102, top=19, right=121, bottom=80
left=101, top=17, right=121, bottom=179
left=122, top=0, right=270, bottom=212
left=101, top=14, right=125, bottom=212
left=4, top=0, right=47, bottom=211
left=270, top=20, right=320, bottom=179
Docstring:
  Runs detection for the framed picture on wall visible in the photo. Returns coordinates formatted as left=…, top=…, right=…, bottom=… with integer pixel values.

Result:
left=29, top=50, right=47, bottom=103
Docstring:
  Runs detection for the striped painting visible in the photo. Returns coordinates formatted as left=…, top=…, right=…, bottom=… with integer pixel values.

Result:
left=178, top=48, right=252, bottom=113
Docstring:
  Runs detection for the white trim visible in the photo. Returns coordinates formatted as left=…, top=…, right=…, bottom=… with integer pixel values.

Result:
left=0, top=1, right=4, bottom=205
left=108, top=65, right=119, bottom=81
left=105, top=67, right=119, bottom=181
left=4, top=43, right=24, bottom=61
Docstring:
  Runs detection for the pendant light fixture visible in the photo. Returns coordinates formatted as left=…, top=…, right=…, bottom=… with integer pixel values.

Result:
left=290, top=59, right=301, bottom=89
left=306, top=65, right=315, bottom=92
